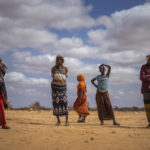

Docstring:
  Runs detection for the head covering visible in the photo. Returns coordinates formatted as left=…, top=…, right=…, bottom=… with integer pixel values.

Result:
left=146, top=55, right=150, bottom=62
left=77, top=74, right=85, bottom=81
left=77, top=74, right=86, bottom=91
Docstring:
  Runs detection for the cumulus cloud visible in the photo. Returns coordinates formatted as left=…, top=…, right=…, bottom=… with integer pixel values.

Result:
left=10, top=51, right=141, bottom=86
left=0, top=0, right=98, bottom=52
left=109, top=89, right=143, bottom=107
left=88, top=3, right=150, bottom=51
left=5, top=72, right=49, bottom=88
left=11, top=51, right=97, bottom=77
left=87, top=3, right=150, bottom=66
left=0, top=28, right=58, bottom=50
left=0, top=0, right=147, bottom=108
left=0, top=0, right=95, bottom=30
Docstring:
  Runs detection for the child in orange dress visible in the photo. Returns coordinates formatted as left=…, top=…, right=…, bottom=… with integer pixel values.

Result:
left=73, top=74, right=90, bottom=122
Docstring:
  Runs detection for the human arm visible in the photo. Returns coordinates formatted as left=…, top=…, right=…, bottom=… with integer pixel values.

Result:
left=104, top=64, right=111, bottom=77
left=4, top=103, right=8, bottom=109
left=0, top=60, right=8, bottom=75
left=140, top=66, right=150, bottom=82
left=91, top=77, right=98, bottom=88
left=51, top=66, right=55, bottom=78
left=65, top=67, right=68, bottom=77
left=78, top=89, right=83, bottom=103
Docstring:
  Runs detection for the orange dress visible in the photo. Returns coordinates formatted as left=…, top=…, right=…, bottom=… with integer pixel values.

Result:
left=73, top=75, right=90, bottom=117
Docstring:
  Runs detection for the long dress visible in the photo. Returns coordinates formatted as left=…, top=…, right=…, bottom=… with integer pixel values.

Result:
left=73, top=74, right=89, bottom=117
left=96, top=74, right=114, bottom=121
left=51, top=65, right=68, bottom=116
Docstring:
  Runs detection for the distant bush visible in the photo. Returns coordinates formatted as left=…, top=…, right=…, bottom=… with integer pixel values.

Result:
left=7, top=101, right=13, bottom=110
left=29, top=102, right=42, bottom=110
left=114, top=106, right=144, bottom=111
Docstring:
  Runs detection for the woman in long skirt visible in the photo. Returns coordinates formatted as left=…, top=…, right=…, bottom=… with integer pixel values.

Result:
left=51, top=55, right=69, bottom=126
left=91, top=64, right=119, bottom=125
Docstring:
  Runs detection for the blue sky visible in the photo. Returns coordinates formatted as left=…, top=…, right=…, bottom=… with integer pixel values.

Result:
left=85, top=0, right=145, bottom=16
left=0, top=0, right=150, bottom=108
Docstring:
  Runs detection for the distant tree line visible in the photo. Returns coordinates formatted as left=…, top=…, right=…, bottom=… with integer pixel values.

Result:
left=7, top=101, right=144, bottom=111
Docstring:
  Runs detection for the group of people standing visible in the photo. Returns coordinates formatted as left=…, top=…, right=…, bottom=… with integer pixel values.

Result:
left=0, top=54, right=150, bottom=129
left=51, top=55, right=119, bottom=126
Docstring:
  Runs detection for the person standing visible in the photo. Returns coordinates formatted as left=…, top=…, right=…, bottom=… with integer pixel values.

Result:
left=140, top=55, right=150, bottom=128
left=91, top=64, right=119, bottom=125
left=51, top=55, right=69, bottom=126
left=0, top=58, right=10, bottom=129
left=73, top=74, right=90, bottom=123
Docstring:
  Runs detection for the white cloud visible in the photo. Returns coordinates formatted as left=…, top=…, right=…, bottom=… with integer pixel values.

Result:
left=0, top=0, right=147, bottom=108
left=5, top=72, right=49, bottom=88
left=0, top=28, right=58, bottom=50
left=0, top=0, right=98, bottom=52
left=88, top=3, right=150, bottom=51
left=109, top=89, right=143, bottom=107
left=87, top=3, right=150, bottom=66
left=10, top=51, right=141, bottom=85
left=111, top=66, right=140, bottom=84
left=11, top=51, right=97, bottom=77
left=0, top=0, right=95, bottom=30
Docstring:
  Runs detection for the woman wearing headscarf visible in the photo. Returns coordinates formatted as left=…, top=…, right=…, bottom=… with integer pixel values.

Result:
left=51, top=55, right=69, bottom=126
left=91, top=64, right=119, bottom=125
left=73, top=74, right=90, bottom=123
left=140, top=55, right=150, bottom=128
left=0, top=58, right=9, bottom=129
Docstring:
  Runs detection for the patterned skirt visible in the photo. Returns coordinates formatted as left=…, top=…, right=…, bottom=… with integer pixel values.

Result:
left=143, top=92, right=150, bottom=123
left=96, top=90, right=114, bottom=121
left=51, top=84, right=68, bottom=116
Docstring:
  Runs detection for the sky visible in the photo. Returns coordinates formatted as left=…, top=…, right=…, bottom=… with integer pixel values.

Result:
left=0, top=0, right=150, bottom=108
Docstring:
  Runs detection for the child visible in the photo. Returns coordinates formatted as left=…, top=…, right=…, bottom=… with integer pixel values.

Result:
left=74, top=74, right=89, bottom=123
left=91, top=64, right=119, bottom=125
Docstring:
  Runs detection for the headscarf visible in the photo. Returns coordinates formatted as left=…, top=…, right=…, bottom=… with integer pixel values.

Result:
left=77, top=74, right=86, bottom=91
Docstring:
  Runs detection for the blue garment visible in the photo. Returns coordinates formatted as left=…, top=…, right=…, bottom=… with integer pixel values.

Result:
left=96, top=75, right=109, bottom=90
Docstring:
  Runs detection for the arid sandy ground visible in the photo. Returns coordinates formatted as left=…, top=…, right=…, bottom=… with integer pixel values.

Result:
left=0, top=110, right=150, bottom=150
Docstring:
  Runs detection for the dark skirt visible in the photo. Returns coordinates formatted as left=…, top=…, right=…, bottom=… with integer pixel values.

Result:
left=51, top=84, right=68, bottom=116
left=96, top=90, right=114, bottom=121
left=0, top=81, right=8, bottom=105
left=143, top=92, right=150, bottom=123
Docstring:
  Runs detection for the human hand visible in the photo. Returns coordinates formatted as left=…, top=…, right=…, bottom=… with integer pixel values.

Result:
left=4, top=103, right=8, bottom=109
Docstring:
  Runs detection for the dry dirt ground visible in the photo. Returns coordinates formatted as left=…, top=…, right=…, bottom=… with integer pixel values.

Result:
left=0, top=110, right=150, bottom=150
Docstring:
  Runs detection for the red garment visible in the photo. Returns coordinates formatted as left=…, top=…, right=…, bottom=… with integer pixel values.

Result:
left=0, top=92, right=6, bottom=126
left=140, top=63, right=150, bottom=93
